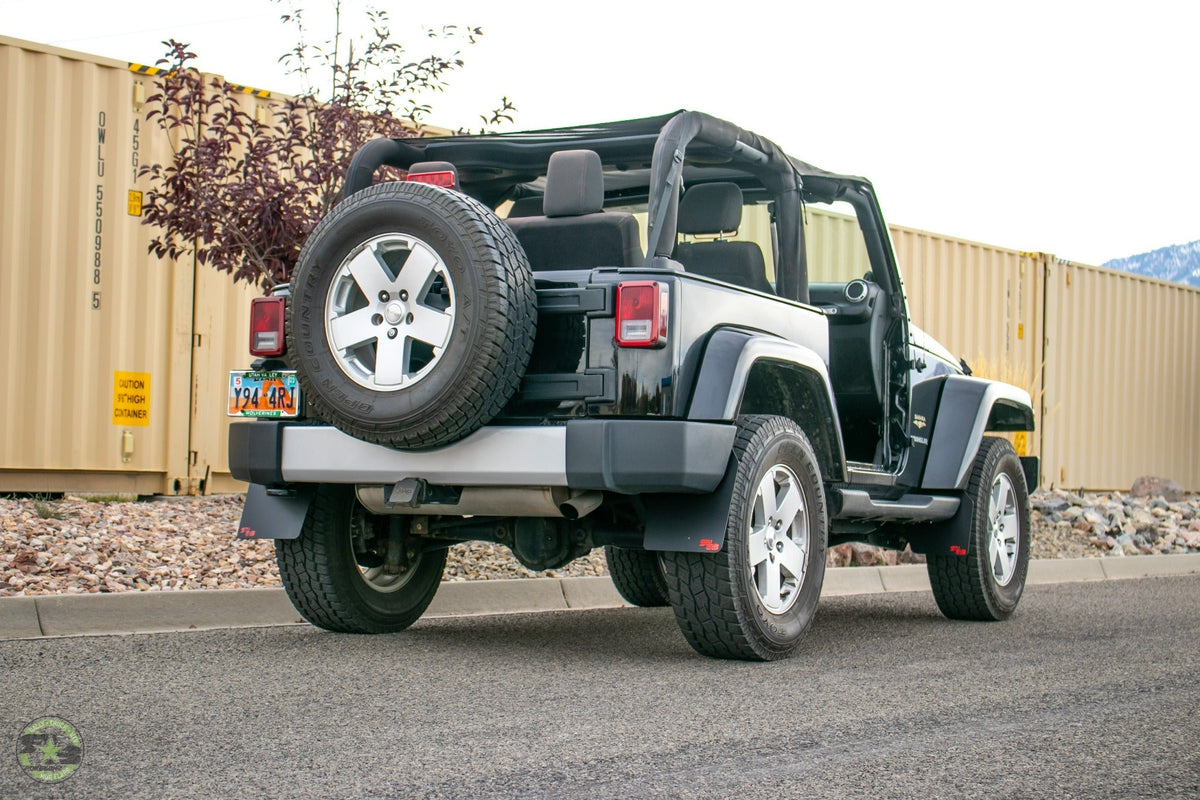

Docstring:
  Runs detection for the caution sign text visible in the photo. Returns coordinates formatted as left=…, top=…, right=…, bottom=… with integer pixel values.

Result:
left=113, top=371, right=151, bottom=426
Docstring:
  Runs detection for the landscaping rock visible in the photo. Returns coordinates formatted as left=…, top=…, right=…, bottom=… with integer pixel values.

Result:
left=1, top=486, right=1198, bottom=597
left=1131, top=476, right=1185, bottom=502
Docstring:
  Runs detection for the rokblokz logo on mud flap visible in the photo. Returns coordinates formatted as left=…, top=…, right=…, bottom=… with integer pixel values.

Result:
left=15, top=716, right=84, bottom=784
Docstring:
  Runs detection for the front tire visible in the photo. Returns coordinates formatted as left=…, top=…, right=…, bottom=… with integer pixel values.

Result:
left=605, top=546, right=669, bottom=607
left=662, top=415, right=828, bottom=661
left=275, top=485, right=445, bottom=633
left=927, top=436, right=1030, bottom=621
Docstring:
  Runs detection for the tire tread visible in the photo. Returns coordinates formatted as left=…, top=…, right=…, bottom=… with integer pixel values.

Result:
left=605, top=546, right=670, bottom=607
left=275, top=485, right=445, bottom=633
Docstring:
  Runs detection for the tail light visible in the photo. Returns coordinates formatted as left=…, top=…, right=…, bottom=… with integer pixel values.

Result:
left=616, top=281, right=668, bottom=347
left=406, top=170, right=456, bottom=189
left=406, top=160, right=458, bottom=190
left=249, top=296, right=286, bottom=357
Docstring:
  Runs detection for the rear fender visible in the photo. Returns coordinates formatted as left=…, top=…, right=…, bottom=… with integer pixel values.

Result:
left=643, top=330, right=845, bottom=554
left=687, top=329, right=846, bottom=482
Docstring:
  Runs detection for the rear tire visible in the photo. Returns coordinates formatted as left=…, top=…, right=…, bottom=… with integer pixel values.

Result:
left=927, top=436, right=1030, bottom=621
left=662, top=415, right=827, bottom=661
left=275, top=484, right=445, bottom=633
left=605, top=546, right=669, bottom=607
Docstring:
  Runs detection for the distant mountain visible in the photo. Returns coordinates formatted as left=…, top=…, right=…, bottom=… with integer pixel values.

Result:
left=1103, top=240, right=1200, bottom=288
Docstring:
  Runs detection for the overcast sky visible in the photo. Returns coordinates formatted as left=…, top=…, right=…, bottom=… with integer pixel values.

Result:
left=4, top=0, right=1196, bottom=265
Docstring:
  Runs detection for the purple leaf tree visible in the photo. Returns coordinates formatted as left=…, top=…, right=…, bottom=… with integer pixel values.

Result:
left=139, top=5, right=515, bottom=290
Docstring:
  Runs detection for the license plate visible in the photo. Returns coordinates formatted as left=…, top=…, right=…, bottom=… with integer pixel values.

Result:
left=228, top=371, right=300, bottom=418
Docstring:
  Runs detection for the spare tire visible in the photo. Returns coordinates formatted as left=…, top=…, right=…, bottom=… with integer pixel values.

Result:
left=288, top=181, right=536, bottom=449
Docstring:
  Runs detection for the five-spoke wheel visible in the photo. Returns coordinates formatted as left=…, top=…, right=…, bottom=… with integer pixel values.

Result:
left=325, top=234, right=456, bottom=391
left=748, top=465, right=810, bottom=614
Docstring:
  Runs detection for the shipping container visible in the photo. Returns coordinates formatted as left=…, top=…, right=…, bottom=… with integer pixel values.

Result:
left=0, top=36, right=195, bottom=494
left=1040, top=260, right=1200, bottom=490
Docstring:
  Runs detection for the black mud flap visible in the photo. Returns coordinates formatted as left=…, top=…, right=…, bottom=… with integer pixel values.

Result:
left=1020, top=456, right=1040, bottom=493
left=641, top=457, right=738, bottom=553
left=897, top=493, right=974, bottom=557
left=236, top=483, right=313, bottom=540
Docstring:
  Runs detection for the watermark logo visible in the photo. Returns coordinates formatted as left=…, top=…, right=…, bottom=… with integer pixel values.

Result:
left=15, top=716, right=84, bottom=784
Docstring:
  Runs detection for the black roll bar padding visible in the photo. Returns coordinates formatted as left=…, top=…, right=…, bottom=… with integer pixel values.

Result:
left=644, top=112, right=738, bottom=261
left=776, top=188, right=808, bottom=304
left=643, top=111, right=808, bottom=303
left=342, top=138, right=409, bottom=199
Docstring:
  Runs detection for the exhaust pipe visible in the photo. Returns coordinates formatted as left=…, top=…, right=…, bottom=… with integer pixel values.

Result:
left=559, top=491, right=603, bottom=520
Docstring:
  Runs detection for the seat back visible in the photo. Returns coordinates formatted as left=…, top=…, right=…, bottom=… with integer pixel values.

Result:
left=506, top=196, right=544, bottom=218
left=673, top=182, right=773, bottom=294
left=506, top=150, right=642, bottom=270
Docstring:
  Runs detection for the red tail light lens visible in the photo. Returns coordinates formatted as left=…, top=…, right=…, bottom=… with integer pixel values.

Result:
left=406, top=170, right=457, bottom=189
left=249, top=296, right=286, bottom=357
left=616, top=281, right=668, bottom=347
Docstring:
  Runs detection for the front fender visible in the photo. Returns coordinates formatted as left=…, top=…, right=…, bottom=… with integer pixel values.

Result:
left=921, top=377, right=1034, bottom=490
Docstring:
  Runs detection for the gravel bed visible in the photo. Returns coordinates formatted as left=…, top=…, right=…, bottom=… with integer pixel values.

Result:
left=2, top=488, right=1198, bottom=598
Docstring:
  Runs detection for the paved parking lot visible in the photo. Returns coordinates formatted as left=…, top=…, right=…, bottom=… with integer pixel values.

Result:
left=2, top=575, right=1198, bottom=799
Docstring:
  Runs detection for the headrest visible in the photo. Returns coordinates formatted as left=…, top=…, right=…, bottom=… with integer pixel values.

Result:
left=544, top=150, right=603, bottom=217
left=678, top=182, right=743, bottom=236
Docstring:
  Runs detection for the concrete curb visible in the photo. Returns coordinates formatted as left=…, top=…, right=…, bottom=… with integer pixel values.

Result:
left=3, top=554, right=1199, bottom=641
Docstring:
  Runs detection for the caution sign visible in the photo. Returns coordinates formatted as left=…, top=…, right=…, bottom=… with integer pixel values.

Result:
left=112, top=371, right=151, bottom=426
left=127, top=190, right=143, bottom=216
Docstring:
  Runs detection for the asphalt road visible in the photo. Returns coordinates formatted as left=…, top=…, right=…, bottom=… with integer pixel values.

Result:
left=2, top=576, right=1198, bottom=799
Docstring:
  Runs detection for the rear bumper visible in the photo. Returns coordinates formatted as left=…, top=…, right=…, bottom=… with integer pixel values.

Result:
left=229, top=419, right=736, bottom=494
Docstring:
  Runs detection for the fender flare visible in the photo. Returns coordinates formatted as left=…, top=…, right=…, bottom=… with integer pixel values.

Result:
left=921, top=376, right=1035, bottom=491
left=642, top=329, right=846, bottom=553
left=687, top=329, right=831, bottom=416
left=686, top=328, right=845, bottom=481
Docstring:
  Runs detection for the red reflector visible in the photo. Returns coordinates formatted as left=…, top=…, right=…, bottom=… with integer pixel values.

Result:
left=406, top=170, right=456, bottom=189
left=616, top=281, right=668, bottom=347
left=249, top=296, right=286, bottom=357
left=950, top=545, right=967, bottom=556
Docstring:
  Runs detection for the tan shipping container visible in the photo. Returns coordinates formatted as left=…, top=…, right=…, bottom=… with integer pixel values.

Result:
left=1040, top=261, right=1200, bottom=491
left=0, top=36, right=195, bottom=494
left=184, top=80, right=274, bottom=495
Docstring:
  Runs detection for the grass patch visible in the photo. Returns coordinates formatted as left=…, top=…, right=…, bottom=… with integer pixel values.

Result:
left=30, top=493, right=69, bottom=520
left=76, top=493, right=136, bottom=503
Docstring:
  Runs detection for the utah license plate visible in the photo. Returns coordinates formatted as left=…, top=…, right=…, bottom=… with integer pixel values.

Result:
left=228, top=371, right=300, bottom=418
